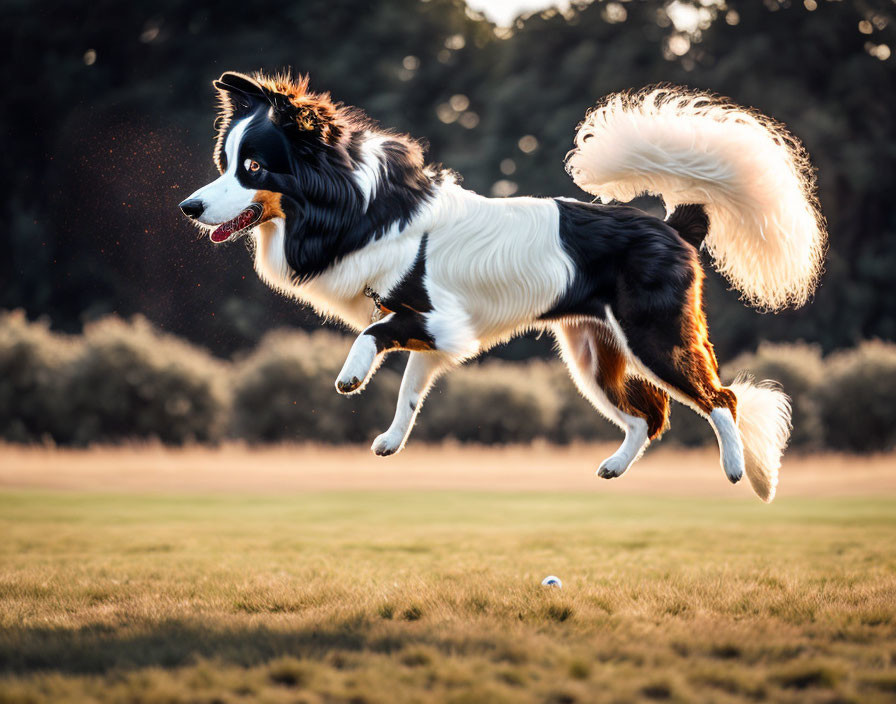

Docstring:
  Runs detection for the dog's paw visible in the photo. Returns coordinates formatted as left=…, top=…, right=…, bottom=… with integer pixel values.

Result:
left=335, top=376, right=363, bottom=394
left=721, top=454, right=744, bottom=484
left=336, top=336, right=377, bottom=395
left=371, top=431, right=404, bottom=457
left=724, top=466, right=743, bottom=484
left=597, top=455, right=630, bottom=479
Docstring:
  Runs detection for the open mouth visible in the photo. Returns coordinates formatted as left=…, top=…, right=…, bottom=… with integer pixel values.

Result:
left=210, top=203, right=264, bottom=243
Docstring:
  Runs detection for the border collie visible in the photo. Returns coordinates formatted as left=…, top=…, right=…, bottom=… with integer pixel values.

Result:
left=179, top=72, right=826, bottom=502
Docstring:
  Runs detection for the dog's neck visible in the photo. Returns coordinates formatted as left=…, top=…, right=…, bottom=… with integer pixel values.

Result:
left=252, top=215, right=426, bottom=331
left=280, top=129, right=437, bottom=283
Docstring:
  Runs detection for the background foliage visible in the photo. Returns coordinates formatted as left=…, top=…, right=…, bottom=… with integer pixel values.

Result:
left=5, top=311, right=896, bottom=451
left=2, top=0, right=894, bottom=362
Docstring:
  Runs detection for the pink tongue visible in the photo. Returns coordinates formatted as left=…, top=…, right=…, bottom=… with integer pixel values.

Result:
left=210, top=207, right=258, bottom=242
left=210, top=226, right=231, bottom=243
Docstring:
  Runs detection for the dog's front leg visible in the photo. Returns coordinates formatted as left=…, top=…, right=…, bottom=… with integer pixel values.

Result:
left=335, top=312, right=435, bottom=394
left=371, top=351, right=448, bottom=456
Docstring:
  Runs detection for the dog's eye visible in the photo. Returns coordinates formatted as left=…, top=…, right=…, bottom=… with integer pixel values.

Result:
left=244, top=159, right=262, bottom=173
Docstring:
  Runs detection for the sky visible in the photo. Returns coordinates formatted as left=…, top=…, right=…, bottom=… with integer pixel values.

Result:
left=464, top=0, right=714, bottom=32
left=465, top=0, right=572, bottom=26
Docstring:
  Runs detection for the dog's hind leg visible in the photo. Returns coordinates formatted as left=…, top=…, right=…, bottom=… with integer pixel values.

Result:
left=371, top=351, right=450, bottom=456
left=604, top=287, right=744, bottom=485
left=555, top=321, right=669, bottom=478
left=336, top=312, right=436, bottom=395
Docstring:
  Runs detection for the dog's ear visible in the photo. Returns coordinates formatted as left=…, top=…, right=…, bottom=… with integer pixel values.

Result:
left=214, top=71, right=266, bottom=116
left=215, top=72, right=316, bottom=130
left=214, top=71, right=265, bottom=98
left=218, top=71, right=341, bottom=143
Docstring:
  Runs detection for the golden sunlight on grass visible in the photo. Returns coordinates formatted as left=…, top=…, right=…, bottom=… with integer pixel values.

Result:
left=1, top=446, right=895, bottom=702
left=3, top=442, right=896, bottom=495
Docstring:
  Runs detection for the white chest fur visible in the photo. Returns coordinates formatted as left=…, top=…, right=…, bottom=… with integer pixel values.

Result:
left=250, top=185, right=574, bottom=346
left=251, top=217, right=423, bottom=331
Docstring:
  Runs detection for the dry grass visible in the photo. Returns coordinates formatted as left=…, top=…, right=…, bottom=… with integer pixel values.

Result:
left=0, top=447, right=895, bottom=703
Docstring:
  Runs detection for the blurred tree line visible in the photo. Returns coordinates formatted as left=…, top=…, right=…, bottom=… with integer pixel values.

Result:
left=2, top=0, right=894, bottom=360
left=5, top=310, right=896, bottom=450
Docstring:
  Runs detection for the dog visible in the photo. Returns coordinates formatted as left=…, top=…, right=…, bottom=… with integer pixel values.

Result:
left=179, top=72, right=826, bottom=502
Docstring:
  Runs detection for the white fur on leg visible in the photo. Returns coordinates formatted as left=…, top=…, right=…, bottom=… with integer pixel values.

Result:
left=709, top=408, right=745, bottom=484
left=730, top=375, right=791, bottom=502
left=597, top=413, right=649, bottom=479
left=372, top=352, right=446, bottom=456
left=336, top=333, right=379, bottom=394
left=554, top=322, right=652, bottom=478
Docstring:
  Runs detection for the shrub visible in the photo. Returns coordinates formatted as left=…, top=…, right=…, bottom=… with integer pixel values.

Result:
left=4, top=307, right=894, bottom=454
left=813, top=341, right=896, bottom=452
left=62, top=316, right=226, bottom=445
left=231, top=329, right=400, bottom=443
left=0, top=310, right=77, bottom=443
left=415, top=360, right=559, bottom=443
left=722, top=342, right=825, bottom=448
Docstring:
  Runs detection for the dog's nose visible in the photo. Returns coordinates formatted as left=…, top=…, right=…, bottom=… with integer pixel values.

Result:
left=179, top=198, right=205, bottom=219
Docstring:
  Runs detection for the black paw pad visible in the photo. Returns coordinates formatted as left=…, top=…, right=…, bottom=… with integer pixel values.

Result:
left=336, top=377, right=361, bottom=393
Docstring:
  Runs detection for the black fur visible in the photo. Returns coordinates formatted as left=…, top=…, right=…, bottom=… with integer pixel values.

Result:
left=232, top=108, right=296, bottom=174
left=364, top=234, right=434, bottom=353
left=666, top=204, right=709, bottom=249
left=541, top=200, right=696, bottom=321
left=281, top=134, right=434, bottom=281
left=545, top=200, right=732, bottom=411
left=367, top=313, right=435, bottom=353
left=379, top=234, right=432, bottom=315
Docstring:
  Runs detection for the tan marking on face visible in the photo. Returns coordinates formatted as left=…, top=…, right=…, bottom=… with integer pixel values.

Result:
left=253, top=190, right=285, bottom=222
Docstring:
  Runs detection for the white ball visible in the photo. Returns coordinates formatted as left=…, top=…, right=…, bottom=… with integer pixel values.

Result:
left=541, top=575, right=562, bottom=589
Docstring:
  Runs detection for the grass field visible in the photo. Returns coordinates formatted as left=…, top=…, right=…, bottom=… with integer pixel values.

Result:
left=1, top=446, right=895, bottom=703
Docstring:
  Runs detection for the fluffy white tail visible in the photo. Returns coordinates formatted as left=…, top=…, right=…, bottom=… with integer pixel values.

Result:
left=566, top=86, right=826, bottom=310
left=729, top=375, right=791, bottom=502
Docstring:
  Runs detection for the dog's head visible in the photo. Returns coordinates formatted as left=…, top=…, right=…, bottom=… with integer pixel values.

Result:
left=180, top=70, right=436, bottom=282
left=178, top=71, right=342, bottom=244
